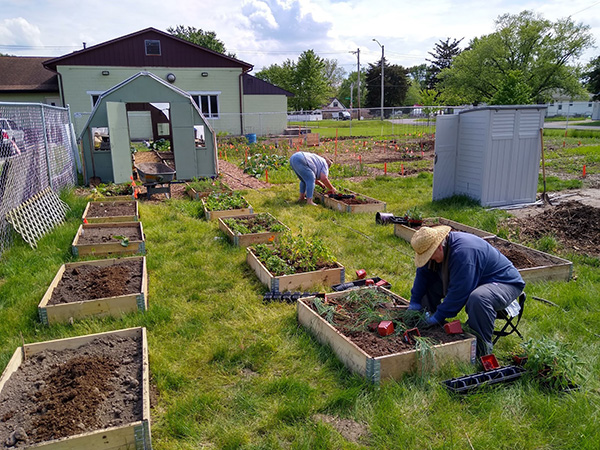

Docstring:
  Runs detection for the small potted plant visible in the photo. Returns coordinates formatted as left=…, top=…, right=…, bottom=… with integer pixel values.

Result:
left=405, top=207, right=424, bottom=228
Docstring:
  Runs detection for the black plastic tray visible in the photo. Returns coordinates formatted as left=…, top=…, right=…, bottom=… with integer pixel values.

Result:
left=442, top=365, right=527, bottom=394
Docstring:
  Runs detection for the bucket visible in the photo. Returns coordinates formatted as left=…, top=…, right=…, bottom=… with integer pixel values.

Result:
left=246, top=133, right=257, bottom=144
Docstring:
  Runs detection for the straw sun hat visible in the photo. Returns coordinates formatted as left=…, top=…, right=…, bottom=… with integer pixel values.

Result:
left=410, top=225, right=451, bottom=268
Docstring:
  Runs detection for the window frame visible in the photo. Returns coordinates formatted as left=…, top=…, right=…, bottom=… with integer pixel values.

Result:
left=189, top=91, right=221, bottom=119
left=145, top=40, right=161, bottom=56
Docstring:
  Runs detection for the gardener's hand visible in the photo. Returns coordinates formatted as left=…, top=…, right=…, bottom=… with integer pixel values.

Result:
left=420, top=312, right=440, bottom=329
left=407, top=302, right=422, bottom=311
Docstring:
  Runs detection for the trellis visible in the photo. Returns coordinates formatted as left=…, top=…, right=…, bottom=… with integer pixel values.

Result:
left=6, top=188, right=70, bottom=249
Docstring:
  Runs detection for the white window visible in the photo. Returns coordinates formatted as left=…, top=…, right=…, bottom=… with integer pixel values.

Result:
left=87, top=91, right=104, bottom=109
left=145, top=40, right=161, bottom=56
left=190, top=92, right=221, bottom=118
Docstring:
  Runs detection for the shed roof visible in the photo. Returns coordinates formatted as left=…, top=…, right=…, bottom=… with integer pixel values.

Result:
left=242, top=73, right=293, bottom=97
left=44, top=27, right=253, bottom=72
left=0, top=56, right=58, bottom=92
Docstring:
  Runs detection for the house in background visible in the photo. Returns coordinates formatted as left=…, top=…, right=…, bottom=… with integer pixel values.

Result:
left=0, top=57, right=61, bottom=106
left=321, top=98, right=350, bottom=120
left=1, top=27, right=292, bottom=138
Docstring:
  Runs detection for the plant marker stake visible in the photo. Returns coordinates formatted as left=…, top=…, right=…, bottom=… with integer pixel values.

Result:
left=401, top=164, right=404, bottom=176
left=265, top=168, right=269, bottom=183
left=583, top=165, right=586, bottom=178
left=384, top=162, right=387, bottom=175
left=335, top=128, right=338, bottom=156
left=83, top=218, right=88, bottom=224
left=130, top=175, right=139, bottom=199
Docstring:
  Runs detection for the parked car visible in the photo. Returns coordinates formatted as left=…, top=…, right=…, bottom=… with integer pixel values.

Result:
left=0, top=118, right=25, bottom=156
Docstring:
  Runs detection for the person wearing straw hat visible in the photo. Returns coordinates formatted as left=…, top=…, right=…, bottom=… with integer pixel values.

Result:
left=408, top=225, right=525, bottom=357
left=289, top=151, right=336, bottom=205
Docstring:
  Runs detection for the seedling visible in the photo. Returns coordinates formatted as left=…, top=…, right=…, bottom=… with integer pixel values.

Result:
left=113, top=235, right=130, bottom=247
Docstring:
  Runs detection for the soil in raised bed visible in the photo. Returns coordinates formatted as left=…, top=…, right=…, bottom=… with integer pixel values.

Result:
left=77, top=225, right=143, bottom=245
left=486, top=237, right=558, bottom=269
left=304, top=291, right=468, bottom=358
left=0, top=334, right=143, bottom=448
left=223, top=213, right=284, bottom=235
left=86, top=201, right=136, bottom=218
left=48, top=260, right=143, bottom=305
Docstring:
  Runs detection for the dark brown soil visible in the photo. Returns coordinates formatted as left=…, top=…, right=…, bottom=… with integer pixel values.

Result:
left=0, top=334, right=143, bottom=448
left=86, top=201, right=136, bottom=218
left=303, top=291, right=468, bottom=358
left=48, top=260, right=144, bottom=305
left=222, top=213, right=283, bottom=234
left=77, top=225, right=142, bottom=244
left=485, top=237, right=558, bottom=269
left=502, top=201, right=600, bottom=257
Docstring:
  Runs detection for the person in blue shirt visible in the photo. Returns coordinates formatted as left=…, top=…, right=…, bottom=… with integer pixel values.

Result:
left=289, top=151, right=336, bottom=205
left=408, top=225, right=525, bottom=357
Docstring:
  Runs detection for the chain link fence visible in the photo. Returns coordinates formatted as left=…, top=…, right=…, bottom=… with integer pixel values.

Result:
left=0, top=102, right=79, bottom=258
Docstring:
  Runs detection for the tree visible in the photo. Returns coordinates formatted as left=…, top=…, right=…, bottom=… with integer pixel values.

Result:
left=293, top=50, right=330, bottom=111
left=583, top=56, right=600, bottom=100
left=255, top=60, right=296, bottom=93
left=323, top=59, right=346, bottom=96
left=407, top=63, right=429, bottom=91
left=167, top=25, right=235, bottom=58
left=425, top=38, right=463, bottom=90
left=490, top=70, right=532, bottom=105
left=337, top=71, right=367, bottom=108
left=438, top=11, right=595, bottom=105
left=365, top=59, right=410, bottom=110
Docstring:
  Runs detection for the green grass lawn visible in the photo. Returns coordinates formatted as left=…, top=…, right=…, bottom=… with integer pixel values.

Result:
left=1, top=162, right=599, bottom=448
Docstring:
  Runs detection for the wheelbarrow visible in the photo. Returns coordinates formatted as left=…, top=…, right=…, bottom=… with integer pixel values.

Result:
left=134, top=162, right=176, bottom=199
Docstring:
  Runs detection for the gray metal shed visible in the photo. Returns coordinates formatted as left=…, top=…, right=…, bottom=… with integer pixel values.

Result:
left=79, top=71, right=217, bottom=184
left=433, top=105, right=546, bottom=207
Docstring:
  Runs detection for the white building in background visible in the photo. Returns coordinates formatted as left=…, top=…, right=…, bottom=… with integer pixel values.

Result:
left=545, top=100, right=596, bottom=118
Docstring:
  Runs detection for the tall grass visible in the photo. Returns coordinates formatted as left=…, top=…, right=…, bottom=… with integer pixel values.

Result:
left=1, top=151, right=599, bottom=449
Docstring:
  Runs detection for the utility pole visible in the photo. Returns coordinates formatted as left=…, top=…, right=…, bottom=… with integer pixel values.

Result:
left=372, top=39, right=384, bottom=121
left=350, top=48, right=361, bottom=120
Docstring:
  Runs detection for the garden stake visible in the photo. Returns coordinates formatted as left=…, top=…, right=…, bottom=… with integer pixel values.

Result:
left=384, top=162, right=387, bottom=174
left=583, top=165, right=586, bottom=178
left=265, top=169, right=268, bottom=183
left=401, top=164, right=404, bottom=176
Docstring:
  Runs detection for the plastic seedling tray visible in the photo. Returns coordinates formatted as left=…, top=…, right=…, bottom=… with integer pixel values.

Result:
left=442, top=365, right=527, bottom=394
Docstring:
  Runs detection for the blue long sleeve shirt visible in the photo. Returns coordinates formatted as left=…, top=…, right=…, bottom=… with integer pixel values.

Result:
left=410, top=232, right=525, bottom=324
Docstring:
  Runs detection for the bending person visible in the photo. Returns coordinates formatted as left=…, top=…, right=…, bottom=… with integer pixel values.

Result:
left=289, top=151, right=335, bottom=205
left=408, top=225, right=525, bottom=357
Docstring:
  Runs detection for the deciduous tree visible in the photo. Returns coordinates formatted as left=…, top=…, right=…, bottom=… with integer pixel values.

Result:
left=438, top=11, right=595, bottom=104
left=167, top=25, right=235, bottom=58
left=583, top=56, right=600, bottom=100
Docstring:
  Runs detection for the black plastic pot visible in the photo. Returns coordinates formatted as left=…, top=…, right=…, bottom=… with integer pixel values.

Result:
left=375, top=212, right=408, bottom=225
left=442, top=365, right=526, bottom=394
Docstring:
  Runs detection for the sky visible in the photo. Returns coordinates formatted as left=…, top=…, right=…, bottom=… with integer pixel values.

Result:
left=1, top=0, right=599, bottom=76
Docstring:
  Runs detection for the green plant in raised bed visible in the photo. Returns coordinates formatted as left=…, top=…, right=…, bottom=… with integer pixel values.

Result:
left=241, top=153, right=289, bottom=178
left=252, top=233, right=336, bottom=276
left=204, top=191, right=249, bottom=211
left=186, top=177, right=229, bottom=195
left=223, top=213, right=286, bottom=236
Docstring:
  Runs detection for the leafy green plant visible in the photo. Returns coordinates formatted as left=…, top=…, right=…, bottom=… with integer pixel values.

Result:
left=186, top=177, right=229, bottom=194
left=203, top=192, right=249, bottom=211
left=148, top=138, right=171, bottom=151
left=521, top=337, right=581, bottom=391
left=223, top=213, right=286, bottom=235
left=313, top=297, right=336, bottom=324
left=241, top=153, right=288, bottom=178
left=112, top=235, right=130, bottom=247
left=405, top=206, right=423, bottom=220
left=90, top=182, right=133, bottom=198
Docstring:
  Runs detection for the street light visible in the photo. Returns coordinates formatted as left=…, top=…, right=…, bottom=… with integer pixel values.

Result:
left=372, top=39, right=384, bottom=121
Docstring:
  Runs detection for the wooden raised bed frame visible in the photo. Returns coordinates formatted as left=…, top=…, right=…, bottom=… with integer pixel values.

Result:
left=246, top=246, right=345, bottom=292
left=82, top=201, right=139, bottom=223
left=38, top=256, right=148, bottom=325
left=201, top=198, right=253, bottom=221
left=297, top=287, right=477, bottom=383
left=0, top=327, right=151, bottom=449
left=218, top=213, right=290, bottom=247
left=394, top=217, right=495, bottom=242
left=483, top=236, right=573, bottom=283
left=316, top=189, right=386, bottom=213
left=185, top=183, right=231, bottom=201
left=71, top=222, right=146, bottom=257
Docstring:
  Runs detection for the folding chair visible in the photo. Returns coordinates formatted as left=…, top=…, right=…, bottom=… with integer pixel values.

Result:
left=493, top=292, right=526, bottom=344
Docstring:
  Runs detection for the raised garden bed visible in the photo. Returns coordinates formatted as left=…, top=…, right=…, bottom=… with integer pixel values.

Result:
left=38, top=256, right=148, bottom=325
left=246, top=234, right=344, bottom=292
left=202, top=192, right=253, bottom=221
left=185, top=178, right=231, bottom=200
left=72, top=222, right=146, bottom=257
left=218, top=212, right=289, bottom=247
left=315, top=188, right=386, bottom=213
left=82, top=201, right=139, bottom=223
left=394, top=217, right=495, bottom=242
left=484, top=237, right=573, bottom=283
left=0, top=327, right=151, bottom=449
left=297, top=287, right=476, bottom=383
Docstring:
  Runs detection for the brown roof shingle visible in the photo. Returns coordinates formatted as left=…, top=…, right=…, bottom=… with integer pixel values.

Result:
left=0, top=56, right=58, bottom=92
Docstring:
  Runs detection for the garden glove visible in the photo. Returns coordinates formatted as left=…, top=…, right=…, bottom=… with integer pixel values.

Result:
left=407, top=301, right=422, bottom=311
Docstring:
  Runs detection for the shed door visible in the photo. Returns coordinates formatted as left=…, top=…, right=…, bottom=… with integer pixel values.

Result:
left=107, top=102, right=133, bottom=184
left=432, top=115, right=459, bottom=201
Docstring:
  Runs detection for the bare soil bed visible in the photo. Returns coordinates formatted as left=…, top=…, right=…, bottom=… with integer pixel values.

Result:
left=486, top=237, right=558, bottom=269
left=76, top=225, right=143, bottom=245
left=0, top=334, right=143, bottom=448
left=48, top=259, right=144, bottom=305
left=86, top=201, right=137, bottom=217
left=502, top=201, right=600, bottom=257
